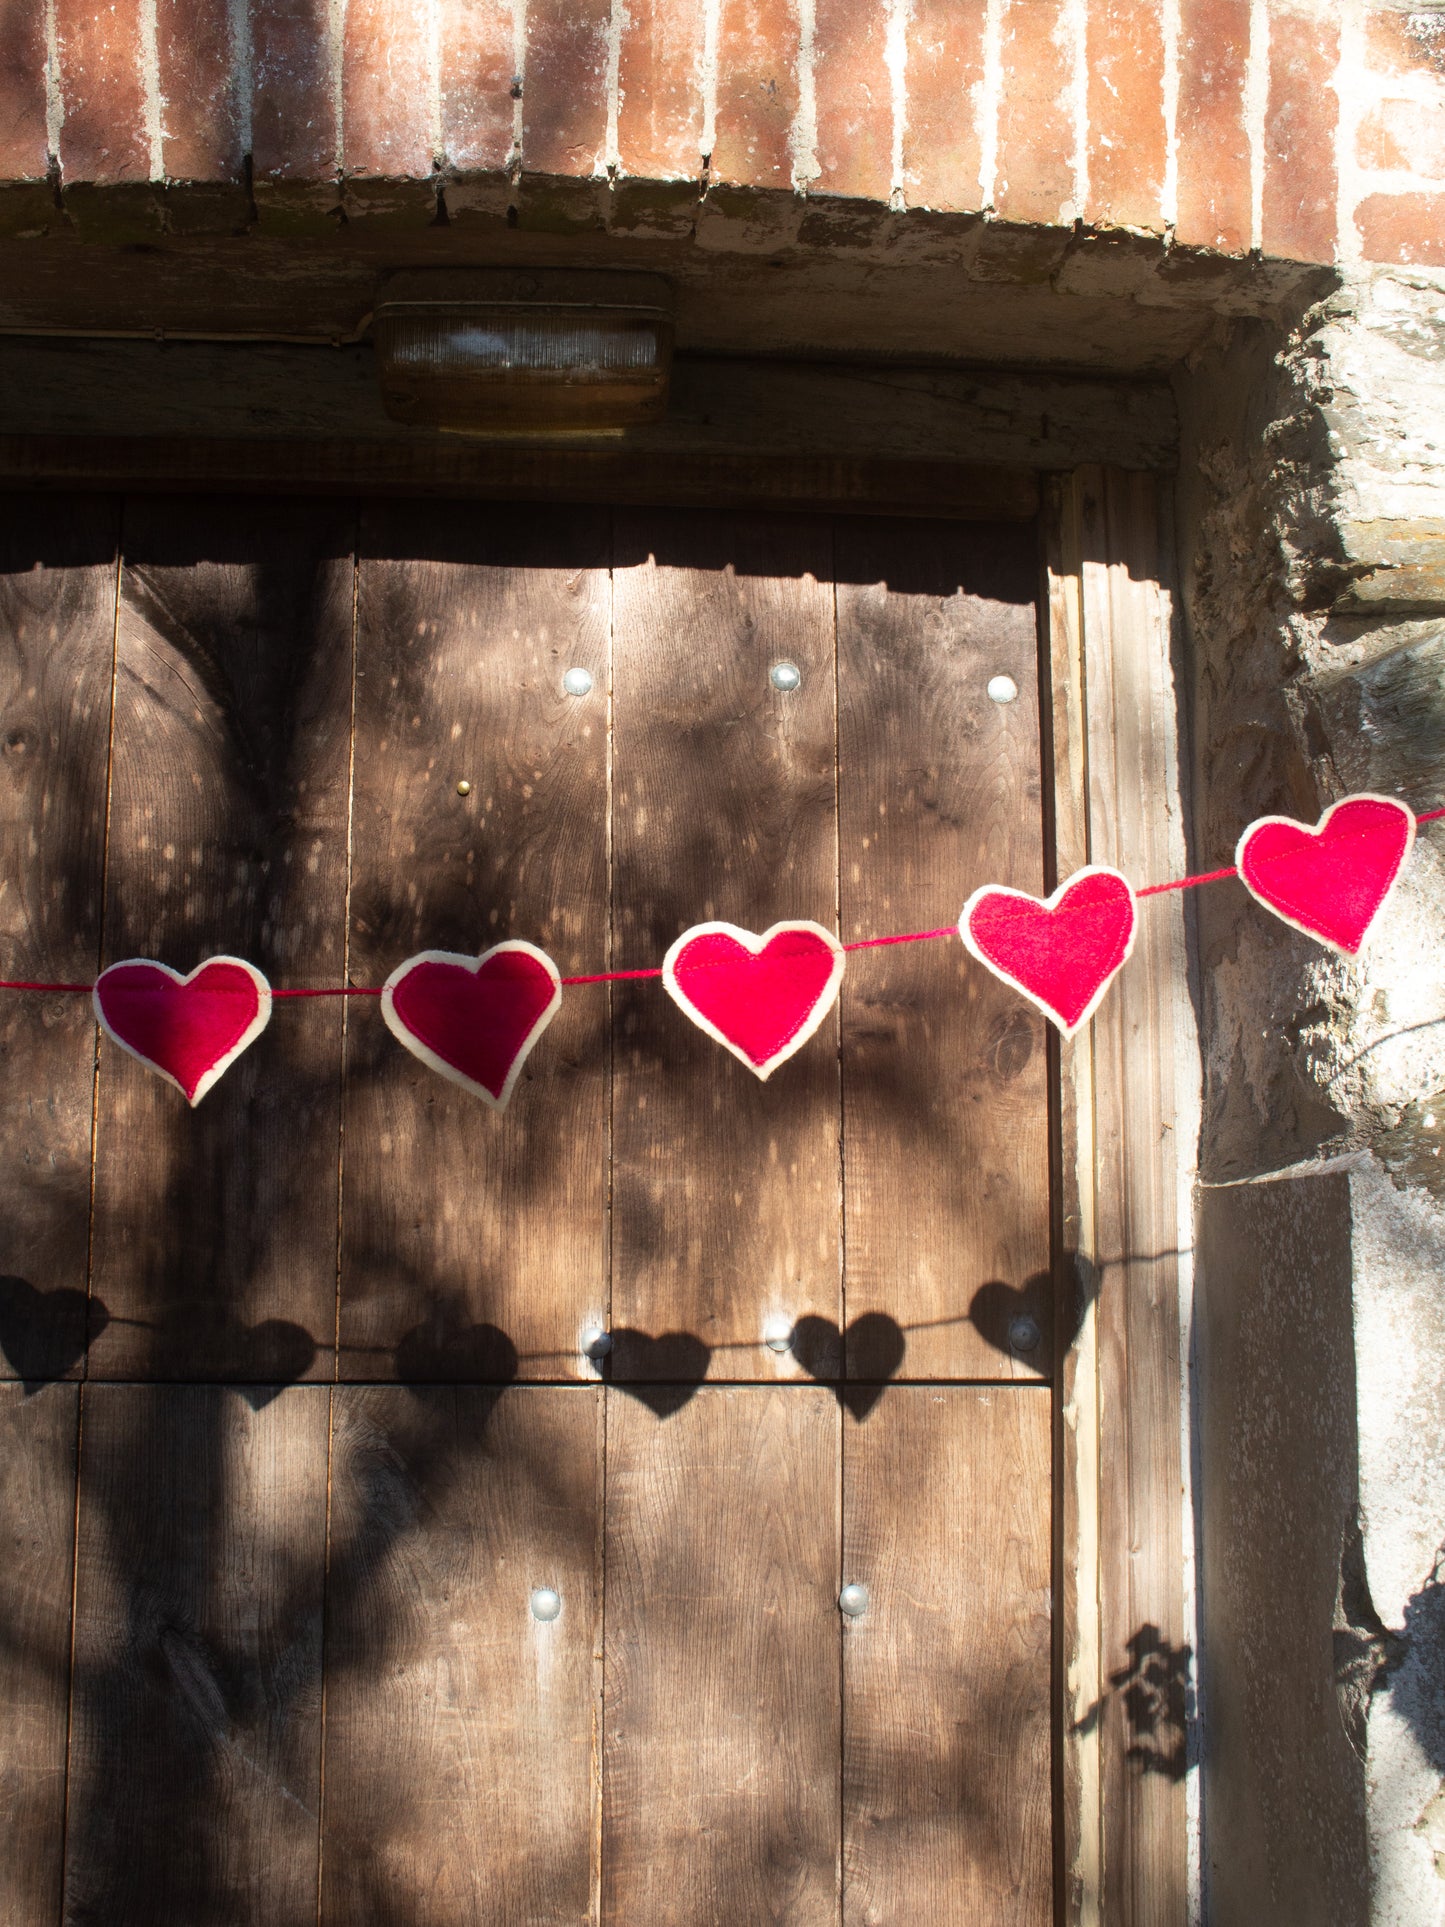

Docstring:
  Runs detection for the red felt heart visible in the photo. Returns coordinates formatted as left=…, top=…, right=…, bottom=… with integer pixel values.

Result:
left=959, top=868, right=1137, bottom=1038
left=381, top=941, right=562, bottom=1110
left=93, top=957, right=272, bottom=1105
left=1236, top=794, right=1415, bottom=957
left=662, top=920, right=845, bottom=1080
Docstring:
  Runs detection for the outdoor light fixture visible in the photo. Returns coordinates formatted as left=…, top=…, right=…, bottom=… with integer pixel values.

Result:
left=371, top=269, right=674, bottom=433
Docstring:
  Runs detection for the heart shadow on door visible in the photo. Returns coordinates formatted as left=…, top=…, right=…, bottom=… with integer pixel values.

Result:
left=607, top=1330, right=713, bottom=1417
left=790, top=1311, right=906, bottom=1420
left=0, top=1274, right=110, bottom=1392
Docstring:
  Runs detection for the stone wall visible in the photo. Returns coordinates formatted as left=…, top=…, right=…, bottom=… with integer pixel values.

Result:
left=1175, top=264, right=1445, bottom=1923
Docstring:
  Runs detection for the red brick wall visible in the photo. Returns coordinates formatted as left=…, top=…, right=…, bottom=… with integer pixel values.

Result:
left=3, top=0, right=1442, bottom=266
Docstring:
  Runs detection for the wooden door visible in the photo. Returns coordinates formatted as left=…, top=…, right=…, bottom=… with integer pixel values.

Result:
left=1, top=495, right=1052, bottom=1925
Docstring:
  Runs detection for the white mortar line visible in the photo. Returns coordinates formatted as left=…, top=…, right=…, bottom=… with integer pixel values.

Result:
left=1246, top=0, right=1269, bottom=251
left=43, top=0, right=63, bottom=170
left=979, top=0, right=1004, bottom=212
left=699, top=0, right=720, bottom=165
left=604, top=0, right=626, bottom=175
left=1162, top=0, right=1180, bottom=230
left=511, top=0, right=527, bottom=172
left=1334, top=0, right=1367, bottom=266
left=138, top=0, right=164, bottom=181
left=227, top=0, right=253, bottom=160
left=885, top=0, right=909, bottom=210
left=788, top=0, right=819, bottom=191
left=330, top=0, right=348, bottom=176
left=1067, top=0, right=1088, bottom=223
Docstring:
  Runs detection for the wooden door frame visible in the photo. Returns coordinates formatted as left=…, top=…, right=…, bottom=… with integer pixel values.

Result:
left=1045, top=467, right=1199, bottom=1927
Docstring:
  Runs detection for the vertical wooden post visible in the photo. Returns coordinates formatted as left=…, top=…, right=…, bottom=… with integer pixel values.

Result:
left=1049, top=468, right=1196, bottom=1924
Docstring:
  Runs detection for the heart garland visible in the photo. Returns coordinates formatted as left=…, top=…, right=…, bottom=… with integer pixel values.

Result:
left=381, top=942, right=563, bottom=1110
left=959, top=868, right=1138, bottom=1038
left=1235, top=794, right=1415, bottom=957
left=661, top=920, right=846, bottom=1079
left=93, top=957, right=272, bottom=1105
left=76, top=793, right=1434, bottom=1103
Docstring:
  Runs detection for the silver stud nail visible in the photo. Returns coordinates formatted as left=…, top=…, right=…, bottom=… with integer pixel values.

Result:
left=987, top=673, right=1020, bottom=705
left=762, top=1313, right=794, bottom=1354
left=839, top=1582, right=870, bottom=1617
left=581, top=1325, right=612, bottom=1360
left=770, top=660, right=802, bottom=692
left=563, top=667, right=594, bottom=697
left=1009, top=1314, right=1042, bottom=1353
left=530, top=1587, right=562, bottom=1622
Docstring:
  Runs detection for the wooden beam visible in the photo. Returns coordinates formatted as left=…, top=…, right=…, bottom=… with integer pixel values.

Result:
left=0, top=435, right=1041, bottom=517
left=0, top=340, right=1177, bottom=508
left=1048, top=468, right=1196, bottom=1924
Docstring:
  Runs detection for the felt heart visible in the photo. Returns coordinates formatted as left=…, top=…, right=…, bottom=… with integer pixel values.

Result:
left=959, top=867, right=1137, bottom=1038
left=94, top=957, right=272, bottom=1104
left=661, top=920, right=845, bottom=1079
left=1235, top=794, right=1416, bottom=957
left=381, top=941, right=562, bottom=1110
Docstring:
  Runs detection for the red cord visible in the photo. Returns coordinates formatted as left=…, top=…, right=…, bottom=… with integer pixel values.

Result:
left=3, top=800, right=1439, bottom=996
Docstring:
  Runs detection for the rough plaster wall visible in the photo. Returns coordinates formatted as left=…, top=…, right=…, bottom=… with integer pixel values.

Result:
left=1195, top=1171, right=1370, bottom=1927
left=1177, top=266, right=1445, bottom=1924
left=1352, top=1159, right=1445, bottom=1920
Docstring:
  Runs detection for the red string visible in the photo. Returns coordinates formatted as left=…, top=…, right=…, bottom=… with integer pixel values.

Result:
left=1136, top=864, right=1238, bottom=899
left=3, top=801, right=1439, bottom=997
left=271, top=986, right=382, bottom=998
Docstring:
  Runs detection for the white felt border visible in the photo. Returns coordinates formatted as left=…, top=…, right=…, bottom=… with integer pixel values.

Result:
left=1235, top=792, right=1416, bottom=959
left=958, top=866, right=1139, bottom=1040
left=93, top=955, right=273, bottom=1107
left=661, top=919, right=846, bottom=1081
left=380, top=940, right=563, bottom=1111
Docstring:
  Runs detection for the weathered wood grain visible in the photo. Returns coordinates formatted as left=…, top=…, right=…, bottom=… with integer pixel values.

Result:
left=0, top=1383, right=79, bottom=1925
left=321, top=1386, right=602, bottom=1924
left=1044, top=475, right=1101, bottom=1921
left=0, top=496, right=117, bottom=1381
left=0, top=340, right=1176, bottom=472
left=88, top=496, right=355, bottom=1380
left=835, top=518, right=1049, bottom=1382
left=603, top=1385, right=840, bottom=1922
left=610, top=511, right=842, bottom=1383
left=339, top=502, right=610, bottom=1382
left=0, top=437, right=1042, bottom=523
left=64, top=1385, right=329, bottom=1927
left=843, top=1386, right=1053, bottom=1924
left=1074, top=467, right=1189, bottom=1924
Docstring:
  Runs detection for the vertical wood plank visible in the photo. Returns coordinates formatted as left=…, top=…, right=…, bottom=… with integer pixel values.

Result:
left=64, top=1385, right=329, bottom=1926
left=0, top=1383, right=79, bottom=1925
left=1074, top=468, right=1190, bottom=1925
left=321, top=1386, right=602, bottom=1924
left=0, top=496, right=117, bottom=1382
left=835, top=518, right=1049, bottom=1382
left=610, top=511, right=841, bottom=1383
left=340, top=503, right=610, bottom=1383
left=88, top=497, right=355, bottom=1381
left=1044, top=477, right=1101, bottom=1926
left=843, top=1386, right=1053, bottom=1924
left=603, top=1385, right=840, bottom=1922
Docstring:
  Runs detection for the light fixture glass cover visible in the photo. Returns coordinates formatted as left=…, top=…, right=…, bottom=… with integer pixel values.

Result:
left=373, top=270, right=674, bottom=432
